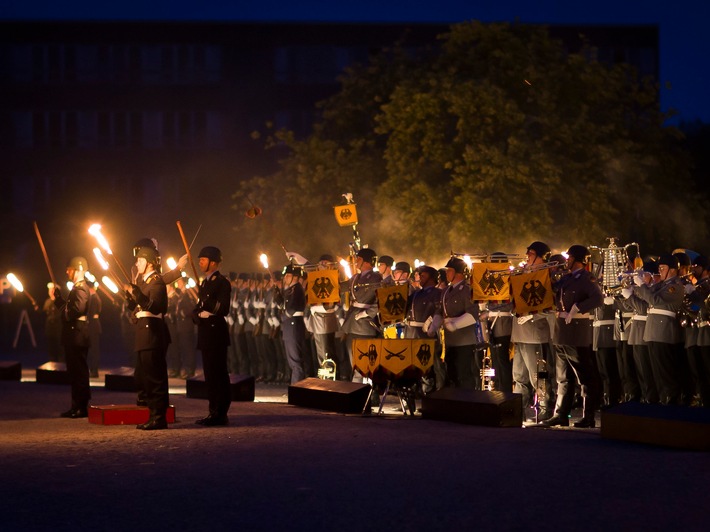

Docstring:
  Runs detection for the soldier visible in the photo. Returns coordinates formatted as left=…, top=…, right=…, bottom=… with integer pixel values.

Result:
left=632, top=254, right=685, bottom=405
left=232, top=272, right=252, bottom=375
left=440, top=257, right=480, bottom=389
left=53, top=256, right=92, bottom=418
left=377, top=255, right=395, bottom=286
left=193, top=246, right=232, bottom=426
left=686, top=255, right=710, bottom=406
left=404, top=265, right=445, bottom=393
left=174, top=277, right=197, bottom=379
left=125, top=247, right=170, bottom=430
left=306, top=254, right=342, bottom=377
left=43, top=283, right=63, bottom=362
left=86, top=281, right=102, bottom=379
left=483, top=252, right=514, bottom=394
left=593, top=295, right=622, bottom=407
left=511, top=242, right=555, bottom=419
left=543, top=245, right=604, bottom=428
left=165, top=281, right=180, bottom=378
left=340, top=248, right=383, bottom=383
left=132, top=237, right=187, bottom=285
left=280, top=263, right=309, bottom=383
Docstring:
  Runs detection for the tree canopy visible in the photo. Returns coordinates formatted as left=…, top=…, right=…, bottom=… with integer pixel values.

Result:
left=233, top=21, right=705, bottom=267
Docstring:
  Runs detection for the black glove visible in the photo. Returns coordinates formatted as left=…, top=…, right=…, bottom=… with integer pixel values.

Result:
left=191, top=304, right=202, bottom=325
left=130, top=284, right=149, bottom=307
left=124, top=290, right=137, bottom=311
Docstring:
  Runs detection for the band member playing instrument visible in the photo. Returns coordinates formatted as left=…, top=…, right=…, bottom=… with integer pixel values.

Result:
left=686, top=255, right=710, bottom=406
left=543, top=245, right=604, bottom=428
left=279, top=263, right=310, bottom=384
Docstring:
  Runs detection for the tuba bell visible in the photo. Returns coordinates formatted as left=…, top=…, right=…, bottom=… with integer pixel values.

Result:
left=317, top=353, right=337, bottom=381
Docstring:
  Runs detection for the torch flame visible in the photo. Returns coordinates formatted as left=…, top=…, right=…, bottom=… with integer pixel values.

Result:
left=259, top=253, right=269, bottom=269
left=93, top=248, right=110, bottom=270
left=339, top=259, right=352, bottom=279
left=89, top=224, right=112, bottom=254
left=166, top=257, right=177, bottom=271
left=102, top=276, right=119, bottom=294
left=7, top=273, right=24, bottom=292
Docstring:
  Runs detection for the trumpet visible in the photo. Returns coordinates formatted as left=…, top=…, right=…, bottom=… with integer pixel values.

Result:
left=485, top=260, right=565, bottom=277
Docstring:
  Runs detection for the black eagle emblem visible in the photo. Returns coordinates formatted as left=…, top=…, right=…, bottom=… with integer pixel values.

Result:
left=520, top=279, right=546, bottom=307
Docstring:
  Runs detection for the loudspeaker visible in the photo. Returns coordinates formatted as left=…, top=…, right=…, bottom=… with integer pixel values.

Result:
left=105, top=367, right=137, bottom=392
left=186, top=374, right=255, bottom=402
left=288, top=378, right=371, bottom=414
left=36, top=362, right=71, bottom=385
left=421, top=388, right=523, bottom=427
left=601, top=402, right=710, bottom=451
left=0, top=361, right=21, bottom=381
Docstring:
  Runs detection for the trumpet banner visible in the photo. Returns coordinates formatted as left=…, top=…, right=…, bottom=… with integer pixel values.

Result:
left=333, top=204, right=358, bottom=227
left=352, top=338, right=434, bottom=380
left=306, top=270, right=340, bottom=305
left=510, top=268, right=554, bottom=316
left=472, top=262, right=511, bottom=301
left=376, top=284, right=408, bottom=323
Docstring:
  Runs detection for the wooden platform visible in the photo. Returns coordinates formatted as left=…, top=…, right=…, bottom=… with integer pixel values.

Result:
left=36, top=362, right=71, bottom=385
left=601, top=402, right=710, bottom=451
left=88, top=404, right=176, bottom=425
left=0, top=361, right=21, bottom=381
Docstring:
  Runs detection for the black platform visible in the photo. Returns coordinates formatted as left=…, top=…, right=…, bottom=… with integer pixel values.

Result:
left=601, top=402, right=710, bottom=451
left=288, top=378, right=371, bottom=414
left=186, top=374, right=255, bottom=402
left=421, top=388, right=523, bottom=427
left=0, top=361, right=21, bottom=381
left=36, top=362, right=71, bottom=385
left=105, top=367, right=137, bottom=392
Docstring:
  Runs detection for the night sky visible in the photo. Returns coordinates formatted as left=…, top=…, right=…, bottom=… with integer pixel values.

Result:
left=2, top=0, right=709, bottom=124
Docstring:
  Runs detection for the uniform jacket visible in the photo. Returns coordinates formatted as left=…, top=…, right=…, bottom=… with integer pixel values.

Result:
left=341, top=269, right=383, bottom=336
left=196, top=270, right=231, bottom=350
left=553, top=268, right=604, bottom=347
left=634, top=276, right=684, bottom=345
left=440, top=280, right=479, bottom=347
left=133, top=270, right=170, bottom=351
left=404, top=285, right=442, bottom=339
left=55, top=279, right=91, bottom=348
left=593, top=300, right=616, bottom=350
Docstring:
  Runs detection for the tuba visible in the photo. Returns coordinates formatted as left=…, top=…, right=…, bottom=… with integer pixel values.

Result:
left=317, top=353, right=337, bottom=381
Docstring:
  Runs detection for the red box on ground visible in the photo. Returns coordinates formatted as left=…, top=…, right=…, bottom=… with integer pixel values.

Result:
left=88, top=405, right=176, bottom=425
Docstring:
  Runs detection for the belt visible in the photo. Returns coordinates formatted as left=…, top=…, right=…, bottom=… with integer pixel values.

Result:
left=292, top=311, right=304, bottom=317
left=632, top=315, right=647, bottom=321
left=648, top=308, right=676, bottom=318
left=699, top=321, right=709, bottom=328
left=406, top=320, right=426, bottom=327
left=136, top=311, right=163, bottom=319
left=487, top=311, right=510, bottom=318
left=352, top=302, right=375, bottom=309
left=75, top=316, right=87, bottom=322
left=622, top=312, right=633, bottom=318
left=593, top=320, right=615, bottom=327
left=558, top=312, right=593, bottom=320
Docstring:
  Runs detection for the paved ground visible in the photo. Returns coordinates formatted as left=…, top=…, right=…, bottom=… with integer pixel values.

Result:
left=1, top=345, right=709, bottom=531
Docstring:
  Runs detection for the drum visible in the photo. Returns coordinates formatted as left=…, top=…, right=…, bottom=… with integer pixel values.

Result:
left=352, top=338, right=435, bottom=382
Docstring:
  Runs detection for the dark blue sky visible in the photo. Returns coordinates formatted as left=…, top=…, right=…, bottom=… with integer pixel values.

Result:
left=3, top=0, right=708, bottom=124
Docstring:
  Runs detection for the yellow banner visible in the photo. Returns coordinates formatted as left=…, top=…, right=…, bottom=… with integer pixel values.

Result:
left=306, top=270, right=340, bottom=304
left=510, top=268, right=554, bottom=316
left=411, top=339, right=435, bottom=375
left=334, top=204, right=358, bottom=226
left=376, top=284, right=408, bottom=323
left=352, top=338, right=382, bottom=378
left=472, top=262, right=511, bottom=301
left=352, top=338, right=435, bottom=380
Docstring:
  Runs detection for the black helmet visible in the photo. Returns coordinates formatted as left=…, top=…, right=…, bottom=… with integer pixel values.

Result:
left=673, top=252, right=691, bottom=267
left=445, top=257, right=467, bottom=274
left=527, top=241, right=551, bottom=261
left=394, top=261, right=411, bottom=274
left=136, top=246, right=160, bottom=267
left=658, top=253, right=680, bottom=270
left=692, top=255, right=709, bottom=271
left=272, top=270, right=283, bottom=281
left=238, top=272, right=250, bottom=281
left=378, top=255, right=394, bottom=268
left=548, top=253, right=566, bottom=267
left=198, top=246, right=222, bottom=263
left=567, top=245, right=591, bottom=264
left=438, top=268, right=448, bottom=284
left=356, top=248, right=377, bottom=265
left=318, top=254, right=335, bottom=263
left=282, top=264, right=304, bottom=277
left=417, top=265, right=439, bottom=280
left=643, top=259, right=659, bottom=275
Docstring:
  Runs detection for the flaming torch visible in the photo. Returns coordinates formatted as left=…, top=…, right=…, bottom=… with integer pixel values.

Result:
left=7, top=273, right=39, bottom=310
left=88, top=224, right=131, bottom=283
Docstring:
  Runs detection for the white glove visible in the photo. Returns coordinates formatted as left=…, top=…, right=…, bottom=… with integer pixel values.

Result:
left=248, top=317, right=258, bottom=325
left=444, top=318, right=457, bottom=332
left=633, top=273, right=645, bottom=287
left=355, top=310, right=369, bottom=321
left=685, top=283, right=696, bottom=295
left=238, top=314, right=245, bottom=325
left=226, top=315, right=234, bottom=326
left=621, top=288, right=633, bottom=299
left=198, top=311, right=211, bottom=319
left=177, top=254, right=188, bottom=271
left=517, top=315, right=533, bottom=325
left=270, top=317, right=280, bottom=328
left=422, top=316, right=433, bottom=333
left=426, top=315, right=443, bottom=337
left=338, top=318, right=345, bottom=327
left=604, top=296, right=614, bottom=305
left=565, top=303, right=579, bottom=325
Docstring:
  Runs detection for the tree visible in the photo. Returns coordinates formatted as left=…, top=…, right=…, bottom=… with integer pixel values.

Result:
left=234, top=21, right=703, bottom=265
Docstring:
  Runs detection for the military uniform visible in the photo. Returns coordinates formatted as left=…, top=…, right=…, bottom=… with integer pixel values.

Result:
left=280, top=276, right=309, bottom=384
left=175, top=287, right=197, bottom=378
left=593, top=299, right=622, bottom=406
left=550, top=267, right=604, bottom=425
left=87, top=288, right=102, bottom=378
left=633, top=275, right=685, bottom=404
left=440, top=279, right=479, bottom=389
left=689, top=278, right=710, bottom=406
left=404, top=282, right=444, bottom=392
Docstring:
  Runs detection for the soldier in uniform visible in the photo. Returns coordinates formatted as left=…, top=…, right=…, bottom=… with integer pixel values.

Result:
left=125, top=247, right=170, bottom=430
left=404, top=265, right=444, bottom=392
left=43, top=283, right=63, bottom=362
left=483, top=253, right=514, bottom=394
left=593, top=295, right=622, bottom=406
left=174, top=277, right=197, bottom=378
left=632, top=254, right=685, bottom=405
left=86, top=281, right=102, bottom=379
left=439, top=257, right=480, bottom=389
left=193, top=246, right=232, bottom=426
left=543, top=245, right=604, bottom=428
left=306, top=254, right=342, bottom=378
left=511, top=242, right=555, bottom=419
left=340, top=248, right=383, bottom=383
left=686, top=255, right=710, bottom=406
left=232, top=273, right=252, bottom=375
left=280, top=263, right=309, bottom=383
left=53, top=256, right=92, bottom=418
left=377, top=255, right=395, bottom=286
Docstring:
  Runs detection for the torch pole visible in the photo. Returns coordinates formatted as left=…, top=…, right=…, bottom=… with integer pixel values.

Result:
left=33, top=221, right=57, bottom=286
left=176, top=221, right=200, bottom=283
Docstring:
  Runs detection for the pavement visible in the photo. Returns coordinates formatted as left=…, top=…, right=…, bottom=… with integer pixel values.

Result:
left=1, top=349, right=709, bottom=531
